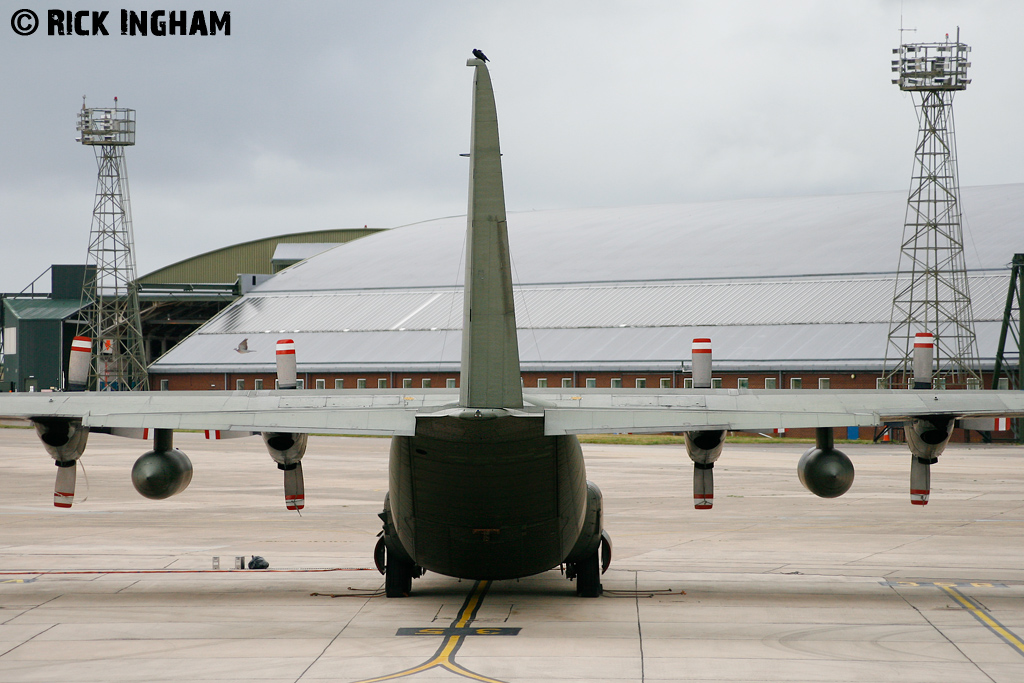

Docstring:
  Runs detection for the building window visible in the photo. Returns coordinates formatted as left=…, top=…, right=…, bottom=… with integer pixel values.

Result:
left=357, top=379, right=367, bottom=389
left=934, top=377, right=946, bottom=390
left=998, top=377, right=1009, bottom=390
left=876, top=377, right=887, bottom=389
left=254, top=378, right=264, bottom=390
left=335, top=379, right=344, bottom=389
left=790, top=377, right=802, bottom=390
left=562, top=378, right=572, bottom=388
left=378, top=378, right=387, bottom=388
left=296, top=379, right=304, bottom=390
left=765, top=378, right=777, bottom=389
left=402, top=378, right=412, bottom=389
left=711, top=378, right=722, bottom=389
left=818, top=377, right=830, bottom=390
left=683, top=378, right=693, bottom=388
left=315, top=378, right=326, bottom=390
left=422, top=378, right=431, bottom=388
left=159, top=379, right=169, bottom=391
left=611, top=378, right=622, bottom=388
left=236, top=379, right=245, bottom=390
left=586, top=378, right=597, bottom=388
left=537, top=378, right=548, bottom=388
left=636, top=378, right=646, bottom=389
left=660, top=378, right=671, bottom=389
left=447, top=378, right=456, bottom=388
left=737, top=377, right=749, bottom=390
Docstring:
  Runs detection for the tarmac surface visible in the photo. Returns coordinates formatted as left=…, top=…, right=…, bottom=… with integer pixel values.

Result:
left=1, top=426, right=1023, bottom=682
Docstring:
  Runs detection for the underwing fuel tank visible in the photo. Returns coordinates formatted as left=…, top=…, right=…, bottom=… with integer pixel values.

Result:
left=798, top=427, right=854, bottom=498
left=131, top=429, right=193, bottom=500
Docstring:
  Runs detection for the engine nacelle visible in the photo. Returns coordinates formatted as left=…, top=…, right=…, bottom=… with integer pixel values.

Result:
left=33, top=418, right=88, bottom=463
left=262, top=432, right=307, bottom=465
left=132, top=448, right=193, bottom=500
left=798, top=428, right=854, bottom=498
left=684, top=429, right=726, bottom=462
left=262, top=432, right=308, bottom=510
left=905, top=416, right=954, bottom=460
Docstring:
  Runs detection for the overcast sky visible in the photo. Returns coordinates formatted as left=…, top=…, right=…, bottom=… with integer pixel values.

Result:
left=1, top=0, right=1021, bottom=292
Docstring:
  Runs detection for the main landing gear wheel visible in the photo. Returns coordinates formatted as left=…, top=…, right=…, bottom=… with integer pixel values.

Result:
left=385, top=557, right=415, bottom=597
left=574, top=549, right=602, bottom=598
left=375, top=537, right=423, bottom=598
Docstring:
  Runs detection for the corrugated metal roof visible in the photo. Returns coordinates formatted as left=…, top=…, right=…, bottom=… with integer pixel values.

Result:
left=138, top=229, right=381, bottom=284
left=254, top=184, right=1024, bottom=291
left=271, top=243, right=343, bottom=263
left=150, top=185, right=1023, bottom=375
left=3, top=298, right=82, bottom=321
left=149, top=321, right=1008, bottom=374
left=192, top=272, right=1009, bottom=335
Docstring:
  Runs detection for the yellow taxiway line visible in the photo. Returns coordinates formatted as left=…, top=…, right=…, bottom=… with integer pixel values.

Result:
left=940, top=585, right=1024, bottom=657
left=349, top=580, right=508, bottom=683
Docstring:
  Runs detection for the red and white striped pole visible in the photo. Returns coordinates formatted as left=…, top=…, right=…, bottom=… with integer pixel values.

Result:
left=691, top=338, right=712, bottom=389
left=67, top=336, right=91, bottom=391
left=913, top=333, right=934, bottom=389
left=276, top=339, right=297, bottom=390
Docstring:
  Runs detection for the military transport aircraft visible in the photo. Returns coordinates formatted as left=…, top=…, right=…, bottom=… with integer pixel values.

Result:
left=2, top=58, right=1023, bottom=598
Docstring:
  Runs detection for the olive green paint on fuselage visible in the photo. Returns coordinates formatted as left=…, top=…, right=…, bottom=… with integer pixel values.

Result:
left=388, top=414, right=589, bottom=580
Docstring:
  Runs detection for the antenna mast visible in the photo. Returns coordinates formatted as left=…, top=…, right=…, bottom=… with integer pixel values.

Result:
left=75, top=98, right=149, bottom=390
left=883, top=32, right=980, bottom=390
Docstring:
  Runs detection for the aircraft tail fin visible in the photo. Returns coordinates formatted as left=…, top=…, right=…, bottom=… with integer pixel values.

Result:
left=459, top=59, right=523, bottom=409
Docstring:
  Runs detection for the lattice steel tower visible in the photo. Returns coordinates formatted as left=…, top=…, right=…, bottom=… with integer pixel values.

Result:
left=76, top=98, right=149, bottom=390
left=883, top=32, right=981, bottom=390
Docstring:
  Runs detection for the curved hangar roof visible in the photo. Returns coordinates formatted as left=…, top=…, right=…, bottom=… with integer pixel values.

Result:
left=151, top=184, right=1024, bottom=375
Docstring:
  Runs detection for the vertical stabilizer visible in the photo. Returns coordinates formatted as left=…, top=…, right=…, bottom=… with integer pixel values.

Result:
left=460, top=59, right=523, bottom=409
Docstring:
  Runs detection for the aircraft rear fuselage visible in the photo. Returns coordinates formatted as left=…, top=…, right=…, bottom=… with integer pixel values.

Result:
left=387, top=415, right=589, bottom=580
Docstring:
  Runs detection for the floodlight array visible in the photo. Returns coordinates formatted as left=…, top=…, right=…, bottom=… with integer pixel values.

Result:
left=891, top=42, right=971, bottom=91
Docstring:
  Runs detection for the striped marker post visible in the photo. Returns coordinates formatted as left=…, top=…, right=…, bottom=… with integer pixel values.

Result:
left=67, top=336, right=91, bottom=391
left=913, top=333, right=934, bottom=389
left=276, top=339, right=297, bottom=390
left=691, top=338, right=712, bottom=389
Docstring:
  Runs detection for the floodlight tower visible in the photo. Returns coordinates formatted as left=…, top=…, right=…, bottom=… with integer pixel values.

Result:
left=76, top=98, right=149, bottom=391
left=883, top=31, right=981, bottom=390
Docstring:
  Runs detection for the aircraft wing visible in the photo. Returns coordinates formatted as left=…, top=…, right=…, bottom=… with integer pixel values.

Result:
left=531, top=389, right=1024, bottom=435
left=0, top=390, right=457, bottom=436
left=3, top=388, right=1023, bottom=437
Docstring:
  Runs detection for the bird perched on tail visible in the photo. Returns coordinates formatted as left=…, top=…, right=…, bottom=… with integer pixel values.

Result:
left=472, top=49, right=489, bottom=62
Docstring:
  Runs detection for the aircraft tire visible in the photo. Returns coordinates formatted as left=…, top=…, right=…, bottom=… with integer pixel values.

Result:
left=575, top=549, right=603, bottom=598
left=385, top=557, right=415, bottom=597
